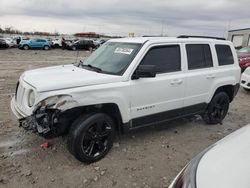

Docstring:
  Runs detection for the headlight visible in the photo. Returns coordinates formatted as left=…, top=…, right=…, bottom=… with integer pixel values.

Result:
left=28, top=90, right=35, bottom=107
left=169, top=146, right=214, bottom=188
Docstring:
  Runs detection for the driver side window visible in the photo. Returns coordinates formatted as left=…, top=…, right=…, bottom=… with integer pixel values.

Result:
left=140, top=45, right=181, bottom=73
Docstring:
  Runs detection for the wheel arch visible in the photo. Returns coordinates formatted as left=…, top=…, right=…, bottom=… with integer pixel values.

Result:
left=57, top=103, right=124, bottom=135
left=209, top=84, right=238, bottom=103
left=43, top=45, right=50, bottom=49
left=23, top=44, right=29, bottom=48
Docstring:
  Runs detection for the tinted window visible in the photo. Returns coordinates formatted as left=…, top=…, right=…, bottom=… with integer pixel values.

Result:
left=140, top=45, right=181, bottom=73
left=186, top=44, right=213, bottom=69
left=215, top=45, right=234, bottom=65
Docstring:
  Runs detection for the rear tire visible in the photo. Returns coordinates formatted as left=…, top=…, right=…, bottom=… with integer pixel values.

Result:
left=67, top=113, right=115, bottom=163
left=44, top=45, right=49, bottom=50
left=202, top=92, right=230, bottom=124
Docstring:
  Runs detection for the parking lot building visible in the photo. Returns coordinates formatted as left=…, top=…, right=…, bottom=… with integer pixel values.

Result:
left=227, top=28, right=250, bottom=48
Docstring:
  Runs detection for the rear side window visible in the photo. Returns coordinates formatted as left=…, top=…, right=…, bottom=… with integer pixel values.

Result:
left=186, top=44, right=213, bottom=70
left=215, top=45, right=234, bottom=65
left=140, top=45, right=181, bottom=73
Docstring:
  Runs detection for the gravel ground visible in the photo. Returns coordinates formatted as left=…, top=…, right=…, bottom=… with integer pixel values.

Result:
left=0, top=48, right=249, bottom=188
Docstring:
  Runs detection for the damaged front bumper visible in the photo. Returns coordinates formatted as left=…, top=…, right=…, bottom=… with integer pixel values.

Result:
left=10, top=97, right=59, bottom=136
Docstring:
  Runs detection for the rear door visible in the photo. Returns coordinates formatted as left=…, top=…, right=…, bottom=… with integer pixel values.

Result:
left=183, top=43, right=215, bottom=113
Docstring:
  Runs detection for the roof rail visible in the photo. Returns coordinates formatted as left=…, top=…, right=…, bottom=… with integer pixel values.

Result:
left=177, top=35, right=226, bottom=40
left=142, top=35, right=166, bottom=37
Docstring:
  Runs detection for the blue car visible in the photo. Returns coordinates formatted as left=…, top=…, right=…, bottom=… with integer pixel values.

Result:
left=19, top=39, right=51, bottom=50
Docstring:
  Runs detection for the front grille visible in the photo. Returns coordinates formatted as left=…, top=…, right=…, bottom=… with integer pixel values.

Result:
left=16, top=82, right=26, bottom=107
left=15, top=81, right=19, bottom=99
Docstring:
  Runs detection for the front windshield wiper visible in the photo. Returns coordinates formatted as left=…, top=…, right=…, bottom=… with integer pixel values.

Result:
left=79, top=61, right=103, bottom=73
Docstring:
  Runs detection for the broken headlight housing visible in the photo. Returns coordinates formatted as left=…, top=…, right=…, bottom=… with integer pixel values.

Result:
left=169, top=146, right=214, bottom=188
left=28, top=90, right=35, bottom=107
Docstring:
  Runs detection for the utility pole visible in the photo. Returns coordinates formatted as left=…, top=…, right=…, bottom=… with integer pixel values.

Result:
left=224, top=19, right=232, bottom=38
left=161, top=19, right=164, bottom=36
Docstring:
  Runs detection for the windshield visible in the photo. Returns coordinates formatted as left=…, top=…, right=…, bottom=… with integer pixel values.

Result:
left=238, top=47, right=250, bottom=54
left=81, top=42, right=142, bottom=75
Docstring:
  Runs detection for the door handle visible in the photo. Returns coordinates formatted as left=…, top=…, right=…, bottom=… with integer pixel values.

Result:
left=171, top=79, right=183, bottom=85
left=206, top=74, right=215, bottom=79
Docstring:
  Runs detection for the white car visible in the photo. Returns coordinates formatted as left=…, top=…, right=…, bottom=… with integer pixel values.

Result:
left=10, top=36, right=241, bottom=163
left=51, top=38, right=62, bottom=48
left=241, top=67, right=250, bottom=91
left=169, top=124, right=250, bottom=188
left=4, top=38, right=16, bottom=48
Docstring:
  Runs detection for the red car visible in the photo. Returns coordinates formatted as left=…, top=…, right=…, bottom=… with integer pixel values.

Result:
left=238, top=47, right=250, bottom=71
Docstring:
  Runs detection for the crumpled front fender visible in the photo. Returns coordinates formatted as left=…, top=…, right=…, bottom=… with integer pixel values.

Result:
left=35, top=95, right=79, bottom=111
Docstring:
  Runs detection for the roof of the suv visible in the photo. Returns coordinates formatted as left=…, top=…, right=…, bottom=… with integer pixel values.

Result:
left=109, top=37, right=232, bottom=44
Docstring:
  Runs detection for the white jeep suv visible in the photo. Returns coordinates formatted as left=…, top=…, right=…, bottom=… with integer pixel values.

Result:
left=10, top=36, right=241, bottom=163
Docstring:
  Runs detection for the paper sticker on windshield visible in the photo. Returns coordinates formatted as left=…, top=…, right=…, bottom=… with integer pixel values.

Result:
left=114, top=48, right=134, bottom=55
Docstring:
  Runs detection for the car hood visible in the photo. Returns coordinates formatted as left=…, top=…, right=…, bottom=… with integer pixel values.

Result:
left=196, top=124, right=250, bottom=188
left=22, top=64, right=123, bottom=92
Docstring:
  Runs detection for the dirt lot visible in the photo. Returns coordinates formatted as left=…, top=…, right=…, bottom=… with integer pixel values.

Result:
left=0, top=48, right=249, bottom=188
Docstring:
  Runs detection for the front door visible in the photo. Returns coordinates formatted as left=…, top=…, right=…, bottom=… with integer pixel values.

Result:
left=129, top=44, right=186, bottom=128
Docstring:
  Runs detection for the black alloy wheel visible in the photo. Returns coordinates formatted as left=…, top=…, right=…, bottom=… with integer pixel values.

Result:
left=202, top=92, right=230, bottom=124
left=82, top=120, right=112, bottom=158
left=68, top=113, right=115, bottom=163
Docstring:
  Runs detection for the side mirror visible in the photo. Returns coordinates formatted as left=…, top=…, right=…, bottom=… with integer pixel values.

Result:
left=132, top=65, right=156, bottom=79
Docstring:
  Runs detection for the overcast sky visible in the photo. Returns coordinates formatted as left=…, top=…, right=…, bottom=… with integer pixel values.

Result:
left=1, top=0, right=250, bottom=37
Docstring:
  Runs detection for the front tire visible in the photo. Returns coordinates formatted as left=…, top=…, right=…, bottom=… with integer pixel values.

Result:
left=202, top=92, right=230, bottom=124
left=67, top=113, right=115, bottom=163
left=23, top=45, right=29, bottom=50
left=243, top=87, right=250, bottom=92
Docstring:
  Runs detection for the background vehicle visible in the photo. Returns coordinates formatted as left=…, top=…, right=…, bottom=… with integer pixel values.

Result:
left=93, top=39, right=109, bottom=48
left=241, top=67, right=250, bottom=91
left=51, top=38, right=62, bottom=48
left=67, top=39, right=97, bottom=50
left=0, top=38, right=9, bottom=49
left=237, top=46, right=250, bottom=71
left=18, top=38, right=51, bottom=50
left=93, top=39, right=101, bottom=48
left=3, top=38, right=16, bottom=48
left=11, top=36, right=240, bottom=163
left=169, top=124, right=250, bottom=188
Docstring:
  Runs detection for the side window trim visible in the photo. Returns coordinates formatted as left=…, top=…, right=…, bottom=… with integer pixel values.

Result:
left=215, top=44, right=234, bottom=66
left=186, top=43, right=214, bottom=70
left=138, top=44, right=182, bottom=75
